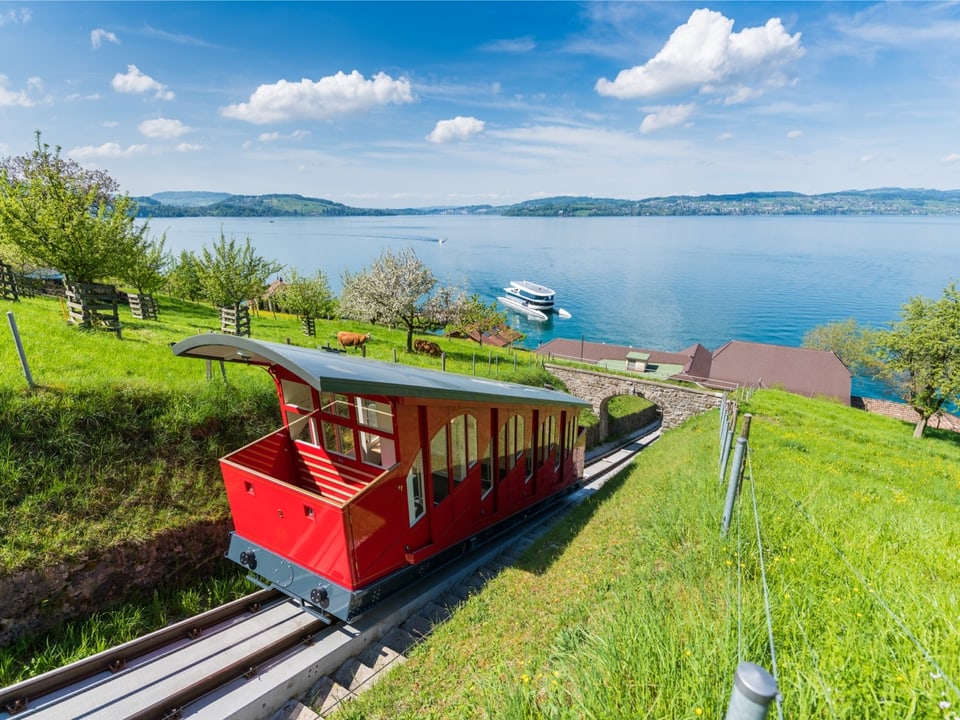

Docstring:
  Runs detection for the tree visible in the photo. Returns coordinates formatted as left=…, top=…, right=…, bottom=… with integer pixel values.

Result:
left=276, top=268, right=336, bottom=319
left=448, top=294, right=507, bottom=345
left=196, top=231, right=282, bottom=308
left=876, top=283, right=960, bottom=438
left=339, top=248, right=466, bottom=352
left=802, top=318, right=884, bottom=378
left=123, top=228, right=171, bottom=295
left=0, top=132, right=141, bottom=284
left=165, top=250, right=203, bottom=302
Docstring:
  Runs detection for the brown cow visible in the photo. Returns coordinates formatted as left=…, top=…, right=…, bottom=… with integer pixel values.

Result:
left=414, top=339, right=442, bottom=357
left=337, top=331, right=371, bottom=350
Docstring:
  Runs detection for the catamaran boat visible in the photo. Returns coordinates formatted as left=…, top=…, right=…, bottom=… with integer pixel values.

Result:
left=497, top=280, right=571, bottom=320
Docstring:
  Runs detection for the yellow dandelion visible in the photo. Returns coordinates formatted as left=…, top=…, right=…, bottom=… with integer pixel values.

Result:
left=685, top=649, right=692, bottom=657
left=784, top=592, right=791, bottom=600
left=696, top=708, right=704, bottom=716
left=522, top=673, right=530, bottom=684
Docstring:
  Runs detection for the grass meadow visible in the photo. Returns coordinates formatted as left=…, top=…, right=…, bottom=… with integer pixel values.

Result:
left=2, top=294, right=959, bottom=716
left=333, top=391, right=960, bottom=719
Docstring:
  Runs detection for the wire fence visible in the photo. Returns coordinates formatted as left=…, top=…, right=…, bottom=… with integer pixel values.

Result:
left=718, top=403, right=960, bottom=719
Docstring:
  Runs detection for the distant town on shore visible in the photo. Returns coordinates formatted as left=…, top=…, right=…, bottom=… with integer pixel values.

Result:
left=134, top=187, right=960, bottom=219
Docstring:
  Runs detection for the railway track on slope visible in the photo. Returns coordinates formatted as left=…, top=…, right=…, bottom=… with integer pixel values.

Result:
left=1, top=426, right=658, bottom=720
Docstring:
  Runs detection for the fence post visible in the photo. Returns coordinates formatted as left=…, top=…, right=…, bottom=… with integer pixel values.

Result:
left=7, top=312, right=35, bottom=390
left=719, top=403, right=738, bottom=484
left=721, top=414, right=752, bottom=536
left=725, top=662, right=778, bottom=720
left=719, top=392, right=728, bottom=442
left=441, top=352, right=446, bottom=372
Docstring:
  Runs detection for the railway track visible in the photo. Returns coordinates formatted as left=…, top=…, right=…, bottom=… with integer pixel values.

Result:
left=1, top=426, right=658, bottom=720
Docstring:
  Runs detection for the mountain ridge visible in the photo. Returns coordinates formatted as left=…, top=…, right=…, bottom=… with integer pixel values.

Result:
left=133, top=188, right=960, bottom=218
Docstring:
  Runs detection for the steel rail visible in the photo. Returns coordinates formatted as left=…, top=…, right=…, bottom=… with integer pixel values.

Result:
left=0, top=589, right=280, bottom=716
left=125, top=615, right=332, bottom=720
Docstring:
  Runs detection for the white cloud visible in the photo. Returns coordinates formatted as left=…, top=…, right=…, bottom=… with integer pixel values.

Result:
left=176, top=143, right=203, bottom=152
left=0, top=7, right=30, bottom=25
left=942, top=153, right=960, bottom=164
left=640, top=104, right=695, bottom=133
left=427, top=116, right=486, bottom=143
left=68, top=143, right=148, bottom=160
left=138, top=117, right=192, bottom=138
left=482, top=36, right=536, bottom=53
left=111, top=65, right=174, bottom=100
left=0, top=74, right=45, bottom=107
left=723, top=85, right=764, bottom=105
left=91, top=28, right=119, bottom=49
left=595, top=9, right=803, bottom=101
left=787, top=130, right=803, bottom=139
left=859, top=154, right=874, bottom=163
left=220, top=70, right=413, bottom=124
left=258, top=130, right=311, bottom=142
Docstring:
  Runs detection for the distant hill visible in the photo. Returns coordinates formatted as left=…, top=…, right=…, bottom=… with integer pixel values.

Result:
left=133, top=188, right=960, bottom=218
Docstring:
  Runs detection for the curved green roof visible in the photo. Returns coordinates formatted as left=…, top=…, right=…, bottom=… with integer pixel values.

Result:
left=172, top=334, right=589, bottom=409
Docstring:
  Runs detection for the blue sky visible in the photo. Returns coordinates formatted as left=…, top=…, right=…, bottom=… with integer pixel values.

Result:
left=2, top=1, right=959, bottom=208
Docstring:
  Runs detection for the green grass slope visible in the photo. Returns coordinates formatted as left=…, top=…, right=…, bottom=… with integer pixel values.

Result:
left=334, top=390, right=960, bottom=718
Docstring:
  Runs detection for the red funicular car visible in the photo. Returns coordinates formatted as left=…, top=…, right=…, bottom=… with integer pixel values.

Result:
left=173, top=335, right=588, bottom=620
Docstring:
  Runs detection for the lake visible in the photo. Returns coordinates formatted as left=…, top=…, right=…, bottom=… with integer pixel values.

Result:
left=154, top=214, right=960, bottom=399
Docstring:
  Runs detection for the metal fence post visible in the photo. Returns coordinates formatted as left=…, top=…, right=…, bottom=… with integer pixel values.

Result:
left=719, top=392, right=729, bottom=442
left=725, top=662, right=778, bottom=720
left=7, top=311, right=35, bottom=390
left=721, top=414, right=752, bottom=536
left=719, top=404, right=737, bottom=484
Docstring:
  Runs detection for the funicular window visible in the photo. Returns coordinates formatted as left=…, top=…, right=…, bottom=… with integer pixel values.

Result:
left=538, top=414, right=556, bottom=469
left=281, top=379, right=318, bottom=443
left=355, top=397, right=396, bottom=468
left=480, top=411, right=494, bottom=497
left=498, top=414, right=525, bottom=481
left=406, top=451, right=426, bottom=526
left=431, top=425, right=449, bottom=505
left=566, top=415, right=578, bottom=453
left=553, top=413, right=562, bottom=470
left=450, top=414, right=478, bottom=486
left=321, top=392, right=351, bottom=419
left=322, top=420, right=355, bottom=459
left=319, top=391, right=355, bottom=458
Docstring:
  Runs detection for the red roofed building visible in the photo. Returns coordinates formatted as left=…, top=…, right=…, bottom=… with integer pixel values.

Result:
left=536, top=338, right=852, bottom=404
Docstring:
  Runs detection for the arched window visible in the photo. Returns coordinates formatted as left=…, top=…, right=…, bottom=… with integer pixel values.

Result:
left=498, top=413, right=526, bottom=481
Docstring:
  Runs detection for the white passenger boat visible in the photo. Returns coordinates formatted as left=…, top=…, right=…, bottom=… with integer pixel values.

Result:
left=499, top=280, right=571, bottom=320
left=497, top=294, right=548, bottom=321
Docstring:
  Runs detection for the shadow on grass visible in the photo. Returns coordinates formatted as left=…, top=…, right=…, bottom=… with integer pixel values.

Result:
left=511, top=462, right=636, bottom=577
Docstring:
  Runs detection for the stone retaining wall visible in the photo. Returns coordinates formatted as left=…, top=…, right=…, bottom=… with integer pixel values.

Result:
left=0, top=520, right=232, bottom=646
left=546, top=364, right=724, bottom=436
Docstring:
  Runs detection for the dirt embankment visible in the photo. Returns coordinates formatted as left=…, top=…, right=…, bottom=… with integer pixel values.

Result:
left=0, top=520, right=233, bottom=646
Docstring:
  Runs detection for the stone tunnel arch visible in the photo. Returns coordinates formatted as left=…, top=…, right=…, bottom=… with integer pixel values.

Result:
left=545, top=364, right=725, bottom=442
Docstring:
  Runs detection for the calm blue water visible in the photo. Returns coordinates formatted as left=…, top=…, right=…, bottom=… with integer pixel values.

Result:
left=155, top=215, right=960, bottom=399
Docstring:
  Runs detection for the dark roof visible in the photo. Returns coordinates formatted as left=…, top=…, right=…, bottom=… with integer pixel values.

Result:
left=704, top=341, right=851, bottom=402
left=172, top=334, right=589, bottom=409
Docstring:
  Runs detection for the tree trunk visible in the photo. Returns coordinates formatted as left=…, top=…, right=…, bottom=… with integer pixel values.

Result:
left=913, top=415, right=929, bottom=438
